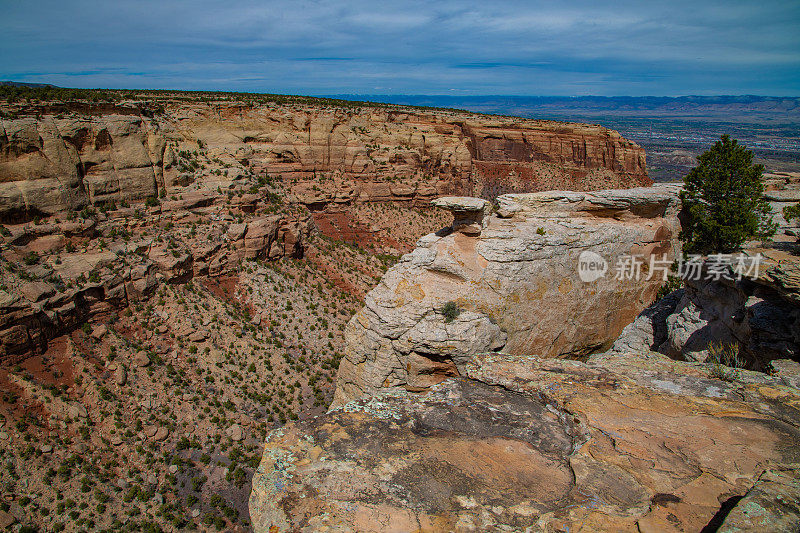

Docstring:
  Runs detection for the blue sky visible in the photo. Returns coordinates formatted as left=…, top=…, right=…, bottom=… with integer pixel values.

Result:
left=2, top=0, right=799, bottom=96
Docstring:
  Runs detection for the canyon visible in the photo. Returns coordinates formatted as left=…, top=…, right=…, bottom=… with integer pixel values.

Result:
left=0, top=90, right=655, bottom=532
left=0, top=89, right=798, bottom=533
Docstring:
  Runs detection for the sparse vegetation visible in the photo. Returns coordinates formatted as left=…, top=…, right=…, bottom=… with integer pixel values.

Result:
left=784, top=203, right=800, bottom=227
left=707, top=342, right=744, bottom=382
left=442, top=301, right=461, bottom=323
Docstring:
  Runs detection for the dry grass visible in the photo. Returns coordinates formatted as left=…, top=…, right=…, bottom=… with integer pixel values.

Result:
left=707, top=342, right=744, bottom=382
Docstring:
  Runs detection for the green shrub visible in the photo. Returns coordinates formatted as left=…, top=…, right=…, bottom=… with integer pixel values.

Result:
left=655, top=274, right=683, bottom=301
left=23, top=251, right=40, bottom=265
left=784, top=204, right=800, bottom=225
left=441, top=301, right=461, bottom=323
left=707, top=342, right=744, bottom=382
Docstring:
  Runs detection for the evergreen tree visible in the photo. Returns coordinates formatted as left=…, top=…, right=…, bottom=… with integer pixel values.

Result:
left=679, top=135, right=776, bottom=254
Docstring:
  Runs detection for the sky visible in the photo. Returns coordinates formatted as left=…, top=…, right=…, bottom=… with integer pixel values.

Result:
left=1, top=0, right=799, bottom=96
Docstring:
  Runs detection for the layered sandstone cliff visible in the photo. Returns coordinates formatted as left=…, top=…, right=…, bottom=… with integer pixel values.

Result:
left=1, top=99, right=649, bottom=222
left=332, top=184, right=682, bottom=407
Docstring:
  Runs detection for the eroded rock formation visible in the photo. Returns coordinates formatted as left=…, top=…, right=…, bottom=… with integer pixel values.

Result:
left=332, top=185, right=682, bottom=407
left=250, top=350, right=800, bottom=532
left=611, top=249, right=800, bottom=369
left=0, top=202, right=311, bottom=364
left=1, top=101, right=649, bottom=222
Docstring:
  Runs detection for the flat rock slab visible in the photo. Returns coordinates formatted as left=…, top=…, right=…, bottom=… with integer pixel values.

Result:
left=250, top=378, right=581, bottom=532
left=432, top=197, right=490, bottom=212
left=251, top=351, right=800, bottom=532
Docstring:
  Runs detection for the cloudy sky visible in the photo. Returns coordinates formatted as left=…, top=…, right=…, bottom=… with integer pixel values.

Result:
left=2, top=0, right=798, bottom=96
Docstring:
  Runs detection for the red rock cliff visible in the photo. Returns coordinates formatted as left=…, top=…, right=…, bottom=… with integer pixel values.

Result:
left=0, top=100, right=649, bottom=220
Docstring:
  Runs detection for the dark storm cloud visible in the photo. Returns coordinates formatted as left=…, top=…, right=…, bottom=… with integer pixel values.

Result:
left=1, top=0, right=798, bottom=95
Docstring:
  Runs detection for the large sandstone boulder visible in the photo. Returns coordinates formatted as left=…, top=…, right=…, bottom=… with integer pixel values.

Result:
left=332, top=185, right=682, bottom=407
left=250, top=351, right=800, bottom=532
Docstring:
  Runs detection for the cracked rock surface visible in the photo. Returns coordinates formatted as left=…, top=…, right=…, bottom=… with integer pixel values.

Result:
left=251, top=351, right=800, bottom=532
left=610, top=248, right=800, bottom=370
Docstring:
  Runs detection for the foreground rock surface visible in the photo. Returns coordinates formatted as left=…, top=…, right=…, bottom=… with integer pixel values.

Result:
left=333, top=185, right=682, bottom=407
left=250, top=351, right=800, bottom=532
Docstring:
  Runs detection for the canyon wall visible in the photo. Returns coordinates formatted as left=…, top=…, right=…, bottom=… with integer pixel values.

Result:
left=0, top=101, right=649, bottom=222
left=332, top=185, right=682, bottom=407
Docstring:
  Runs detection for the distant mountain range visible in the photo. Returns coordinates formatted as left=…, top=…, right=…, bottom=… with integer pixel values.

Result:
left=0, top=81, right=58, bottom=88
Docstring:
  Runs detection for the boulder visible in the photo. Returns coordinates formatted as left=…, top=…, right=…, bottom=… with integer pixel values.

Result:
left=226, top=223, right=247, bottom=241
left=67, top=403, right=88, bottom=419
left=188, top=331, right=208, bottom=343
left=114, top=365, right=127, bottom=386
left=153, top=427, right=169, bottom=442
left=134, top=351, right=151, bottom=367
left=227, top=424, right=243, bottom=442
left=91, top=324, right=107, bottom=340
left=333, top=185, right=682, bottom=407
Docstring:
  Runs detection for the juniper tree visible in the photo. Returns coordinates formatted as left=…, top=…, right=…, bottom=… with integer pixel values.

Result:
left=679, top=135, right=776, bottom=254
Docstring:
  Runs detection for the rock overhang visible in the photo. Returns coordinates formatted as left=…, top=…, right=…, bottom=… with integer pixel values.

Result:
left=334, top=184, right=684, bottom=409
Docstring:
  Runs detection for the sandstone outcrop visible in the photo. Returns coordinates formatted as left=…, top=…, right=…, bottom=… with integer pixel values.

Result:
left=250, top=350, right=800, bottom=532
left=610, top=248, right=800, bottom=369
left=0, top=114, right=165, bottom=220
left=332, top=185, right=682, bottom=407
left=764, top=172, right=800, bottom=233
left=1, top=100, right=649, bottom=222
left=0, top=198, right=310, bottom=364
